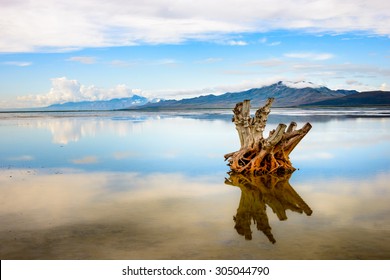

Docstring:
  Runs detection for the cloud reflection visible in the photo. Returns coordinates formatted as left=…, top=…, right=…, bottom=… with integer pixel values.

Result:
left=112, top=151, right=139, bottom=160
left=71, top=156, right=99, bottom=164
left=298, top=172, right=390, bottom=229
left=0, top=170, right=229, bottom=231
left=1, top=169, right=390, bottom=259
left=7, top=155, right=34, bottom=161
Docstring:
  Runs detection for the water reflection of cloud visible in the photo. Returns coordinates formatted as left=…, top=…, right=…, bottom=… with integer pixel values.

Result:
left=1, top=169, right=390, bottom=259
left=297, top=172, right=390, bottom=230
left=293, top=152, right=334, bottom=160
left=0, top=170, right=233, bottom=232
left=7, top=155, right=34, bottom=161
left=300, top=118, right=390, bottom=150
left=71, top=156, right=99, bottom=164
left=289, top=118, right=390, bottom=174
left=1, top=169, right=389, bottom=232
left=160, top=150, right=180, bottom=159
left=112, top=151, right=139, bottom=160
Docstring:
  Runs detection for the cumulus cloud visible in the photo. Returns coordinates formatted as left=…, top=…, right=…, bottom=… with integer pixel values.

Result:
left=2, top=0, right=388, bottom=52
left=17, top=77, right=140, bottom=106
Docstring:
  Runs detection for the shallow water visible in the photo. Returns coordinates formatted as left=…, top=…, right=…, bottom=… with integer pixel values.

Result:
left=0, top=109, right=389, bottom=259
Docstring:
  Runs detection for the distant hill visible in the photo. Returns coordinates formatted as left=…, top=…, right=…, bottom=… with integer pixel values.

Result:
left=303, top=91, right=390, bottom=106
left=138, top=81, right=358, bottom=109
left=45, top=95, right=149, bottom=111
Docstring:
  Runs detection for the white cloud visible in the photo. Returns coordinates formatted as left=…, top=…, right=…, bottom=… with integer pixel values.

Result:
left=3, top=61, right=32, bottom=67
left=291, top=61, right=390, bottom=79
left=17, top=77, right=140, bottom=106
left=113, top=151, right=139, bottom=160
left=109, top=60, right=134, bottom=67
left=155, top=59, right=180, bottom=66
left=226, top=40, right=248, bottom=46
left=293, top=152, right=334, bottom=160
left=268, top=41, right=281, bottom=46
left=195, top=58, right=223, bottom=64
left=4, top=0, right=388, bottom=52
left=259, top=37, right=281, bottom=46
left=380, top=83, right=388, bottom=91
left=248, top=58, right=284, bottom=67
left=346, top=79, right=363, bottom=86
left=284, top=52, right=334, bottom=60
left=67, top=56, right=96, bottom=64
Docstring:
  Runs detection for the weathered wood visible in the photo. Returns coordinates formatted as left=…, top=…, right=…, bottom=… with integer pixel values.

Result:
left=225, top=98, right=312, bottom=175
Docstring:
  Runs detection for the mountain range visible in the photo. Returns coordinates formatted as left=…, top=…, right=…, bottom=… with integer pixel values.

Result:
left=138, top=81, right=359, bottom=109
left=45, top=95, right=149, bottom=111
left=41, top=81, right=390, bottom=111
left=302, top=90, right=390, bottom=106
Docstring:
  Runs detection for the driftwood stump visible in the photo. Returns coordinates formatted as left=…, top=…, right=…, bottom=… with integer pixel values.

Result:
left=224, top=98, right=312, bottom=175
left=225, top=172, right=312, bottom=242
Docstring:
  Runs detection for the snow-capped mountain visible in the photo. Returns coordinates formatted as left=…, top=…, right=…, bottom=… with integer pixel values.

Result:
left=138, top=81, right=358, bottom=109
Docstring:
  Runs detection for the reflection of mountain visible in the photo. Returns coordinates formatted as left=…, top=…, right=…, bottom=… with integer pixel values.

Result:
left=225, top=173, right=312, bottom=243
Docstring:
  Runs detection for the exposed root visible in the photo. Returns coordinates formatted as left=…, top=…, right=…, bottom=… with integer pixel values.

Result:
left=225, top=99, right=311, bottom=175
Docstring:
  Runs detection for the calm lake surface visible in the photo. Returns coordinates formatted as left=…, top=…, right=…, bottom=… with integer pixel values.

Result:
left=1, top=108, right=390, bottom=259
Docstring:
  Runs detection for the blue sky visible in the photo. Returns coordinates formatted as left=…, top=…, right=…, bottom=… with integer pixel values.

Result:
left=1, top=0, right=390, bottom=108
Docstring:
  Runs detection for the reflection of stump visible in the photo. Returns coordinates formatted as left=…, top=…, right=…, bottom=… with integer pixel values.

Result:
left=224, top=98, right=311, bottom=175
left=225, top=173, right=312, bottom=243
